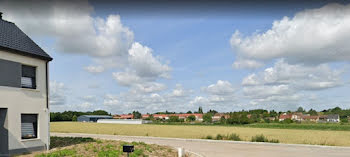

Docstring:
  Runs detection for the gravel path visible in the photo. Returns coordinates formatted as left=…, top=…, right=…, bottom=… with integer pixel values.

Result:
left=51, top=132, right=350, bottom=157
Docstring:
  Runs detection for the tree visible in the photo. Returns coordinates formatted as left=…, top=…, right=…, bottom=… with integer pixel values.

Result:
left=307, top=109, right=318, bottom=116
left=187, top=111, right=192, bottom=114
left=92, top=110, right=109, bottom=115
left=169, top=116, right=180, bottom=122
left=203, top=113, right=212, bottom=123
left=220, top=116, right=226, bottom=124
left=186, top=115, right=196, bottom=122
left=198, top=107, right=203, bottom=114
left=297, top=107, right=305, bottom=113
left=72, top=115, right=78, bottom=121
left=132, top=111, right=142, bottom=119
left=207, top=109, right=218, bottom=115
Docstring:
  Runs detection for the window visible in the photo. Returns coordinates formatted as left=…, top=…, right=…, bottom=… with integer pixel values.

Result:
left=21, top=114, right=38, bottom=139
left=21, top=65, right=36, bottom=89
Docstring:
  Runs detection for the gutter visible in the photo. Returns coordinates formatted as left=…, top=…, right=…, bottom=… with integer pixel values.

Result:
left=46, top=61, right=50, bottom=150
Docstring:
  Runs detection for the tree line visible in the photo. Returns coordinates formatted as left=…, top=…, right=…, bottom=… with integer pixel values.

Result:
left=50, top=110, right=110, bottom=122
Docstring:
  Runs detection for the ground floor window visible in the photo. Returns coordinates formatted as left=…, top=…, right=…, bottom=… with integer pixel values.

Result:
left=21, top=114, right=38, bottom=139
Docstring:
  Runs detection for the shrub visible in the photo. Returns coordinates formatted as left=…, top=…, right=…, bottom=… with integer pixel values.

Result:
left=215, top=134, right=223, bottom=140
left=251, top=134, right=279, bottom=143
left=205, top=135, right=213, bottom=139
left=227, top=133, right=241, bottom=141
left=269, top=139, right=280, bottom=143
left=251, top=134, right=269, bottom=142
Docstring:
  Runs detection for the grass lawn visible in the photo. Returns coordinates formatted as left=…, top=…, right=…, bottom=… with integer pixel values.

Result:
left=20, top=136, right=177, bottom=157
left=51, top=122, right=350, bottom=147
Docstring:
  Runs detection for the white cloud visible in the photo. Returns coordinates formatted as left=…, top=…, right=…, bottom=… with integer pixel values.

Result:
left=112, top=71, right=142, bottom=86
left=132, top=82, right=167, bottom=93
left=128, top=42, right=171, bottom=79
left=84, top=65, right=105, bottom=73
left=49, top=81, right=66, bottom=106
left=103, top=94, right=119, bottom=106
left=0, top=1, right=134, bottom=58
left=231, top=3, right=350, bottom=68
left=242, top=60, right=344, bottom=105
left=169, top=84, right=191, bottom=97
left=202, top=80, right=235, bottom=95
left=242, top=60, right=342, bottom=90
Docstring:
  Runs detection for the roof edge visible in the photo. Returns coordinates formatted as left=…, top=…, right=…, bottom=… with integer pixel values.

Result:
left=0, top=46, right=53, bottom=61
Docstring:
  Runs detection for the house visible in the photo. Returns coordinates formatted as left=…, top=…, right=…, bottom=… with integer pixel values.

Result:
left=0, top=13, right=53, bottom=156
left=326, top=114, right=340, bottom=123
left=97, top=119, right=152, bottom=124
left=301, top=115, right=319, bottom=122
left=212, top=113, right=229, bottom=122
left=279, top=113, right=292, bottom=121
left=113, top=114, right=134, bottom=119
left=77, top=115, right=112, bottom=122
left=318, top=114, right=340, bottom=123
left=170, top=113, right=203, bottom=121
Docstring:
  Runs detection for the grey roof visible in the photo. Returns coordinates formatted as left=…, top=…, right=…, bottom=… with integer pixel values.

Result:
left=0, top=17, right=52, bottom=61
left=327, top=114, right=339, bottom=119
left=79, top=115, right=112, bottom=118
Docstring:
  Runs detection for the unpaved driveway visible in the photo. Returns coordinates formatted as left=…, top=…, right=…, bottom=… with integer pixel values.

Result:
left=51, top=133, right=350, bottom=157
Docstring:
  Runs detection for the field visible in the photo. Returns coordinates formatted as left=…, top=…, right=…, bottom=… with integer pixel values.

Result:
left=20, top=136, right=177, bottom=157
left=51, top=122, right=350, bottom=147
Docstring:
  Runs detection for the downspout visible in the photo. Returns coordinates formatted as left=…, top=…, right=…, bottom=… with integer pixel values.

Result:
left=46, top=61, right=50, bottom=151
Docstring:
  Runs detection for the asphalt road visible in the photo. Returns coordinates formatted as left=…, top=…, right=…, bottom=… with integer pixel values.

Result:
left=51, top=133, right=350, bottom=157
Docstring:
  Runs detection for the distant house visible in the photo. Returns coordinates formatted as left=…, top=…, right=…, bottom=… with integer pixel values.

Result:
left=113, top=114, right=134, bottom=119
left=326, top=114, right=340, bottom=123
left=153, top=114, right=170, bottom=120
left=97, top=119, right=152, bottom=125
left=301, top=115, right=319, bottom=122
left=279, top=113, right=292, bottom=121
left=212, top=113, right=229, bottom=122
left=77, top=115, right=112, bottom=122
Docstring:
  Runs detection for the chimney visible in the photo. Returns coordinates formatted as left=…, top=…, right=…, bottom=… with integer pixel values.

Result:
left=0, top=12, right=2, bottom=20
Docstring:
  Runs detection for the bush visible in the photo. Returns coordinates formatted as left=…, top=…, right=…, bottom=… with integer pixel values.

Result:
left=205, top=135, right=213, bottom=139
left=227, top=133, right=241, bottom=141
left=251, top=134, right=279, bottom=143
left=251, top=134, right=269, bottom=142
left=215, top=134, right=223, bottom=140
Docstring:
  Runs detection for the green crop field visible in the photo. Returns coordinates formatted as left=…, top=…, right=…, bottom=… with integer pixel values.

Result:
left=51, top=122, right=350, bottom=147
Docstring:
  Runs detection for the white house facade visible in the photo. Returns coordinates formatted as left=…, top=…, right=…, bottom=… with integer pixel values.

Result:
left=0, top=12, right=52, bottom=156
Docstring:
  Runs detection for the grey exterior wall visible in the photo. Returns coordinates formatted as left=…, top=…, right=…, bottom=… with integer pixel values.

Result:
left=0, top=108, right=9, bottom=156
left=0, top=58, right=21, bottom=88
left=0, top=49, right=50, bottom=156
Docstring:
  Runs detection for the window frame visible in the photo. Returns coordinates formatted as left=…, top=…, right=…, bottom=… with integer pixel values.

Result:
left=21, top=65, right=37, bottom=89
left=21, top=114, right=38, bottom=140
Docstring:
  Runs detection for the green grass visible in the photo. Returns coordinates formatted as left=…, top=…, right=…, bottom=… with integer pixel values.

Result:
left=50, top=136, right=95, bottom=149
left=30, top=137, right=177, bottom=157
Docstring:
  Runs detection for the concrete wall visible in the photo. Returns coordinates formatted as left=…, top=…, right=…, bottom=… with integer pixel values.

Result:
left=0, top=50, right=49, bottom=155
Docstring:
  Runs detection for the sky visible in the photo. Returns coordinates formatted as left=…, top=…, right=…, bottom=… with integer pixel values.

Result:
left=1, top=0, right=350, bottom=114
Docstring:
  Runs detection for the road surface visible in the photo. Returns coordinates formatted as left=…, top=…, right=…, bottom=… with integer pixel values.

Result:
left=51, top=133, right=350, bottom=157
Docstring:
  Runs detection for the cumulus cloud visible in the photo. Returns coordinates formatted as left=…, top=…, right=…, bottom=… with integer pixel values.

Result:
left=112, top=42, right=171, bottom=94
left=231, top=3, right=350, bottom=68
left=49, top=81, right=66, bottom=106
left=0, top=1, right=134, bottom=59
left=242, top=60, right=343, bottom=90
left=202, top=80, right=235, bottom=95
left=128, top=42, right=171, bottom=79
left=242, top=60, right=343, bottom=105
left=84, top=65, right=105, bottom=73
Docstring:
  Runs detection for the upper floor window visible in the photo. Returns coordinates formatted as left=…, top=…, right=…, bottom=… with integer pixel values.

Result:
left=21, top=65, right=36, bottom=89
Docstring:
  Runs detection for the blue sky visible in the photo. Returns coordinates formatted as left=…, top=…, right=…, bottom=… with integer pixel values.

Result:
left=1, top=0, right=350, bottom=114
